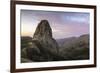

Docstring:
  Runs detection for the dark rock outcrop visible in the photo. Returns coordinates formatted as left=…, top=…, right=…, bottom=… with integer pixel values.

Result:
left=33, top=20, right=59, bottom=54
left=21, top=20, right=60, bottom=62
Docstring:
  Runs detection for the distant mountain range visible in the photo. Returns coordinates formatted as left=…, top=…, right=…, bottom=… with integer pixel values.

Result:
left=56, top=34, right=89, bottom=48
left=56, top=34, right=89, bottom=60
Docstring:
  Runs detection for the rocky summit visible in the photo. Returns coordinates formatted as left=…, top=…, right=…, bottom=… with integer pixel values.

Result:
left=21, top=20, right=60, bottom=62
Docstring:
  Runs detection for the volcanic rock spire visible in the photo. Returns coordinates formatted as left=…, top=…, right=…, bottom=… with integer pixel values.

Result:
left=22, top=20, right=60, bottom=62
left=32, top=20, right=59, bottom=61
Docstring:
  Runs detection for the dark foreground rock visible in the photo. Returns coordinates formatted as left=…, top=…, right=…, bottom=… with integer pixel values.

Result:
left=21, top=20, right=60, bottom=62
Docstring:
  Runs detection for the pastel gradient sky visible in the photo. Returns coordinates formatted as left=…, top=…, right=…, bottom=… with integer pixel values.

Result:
left=21, top=10, right=90, bottom=39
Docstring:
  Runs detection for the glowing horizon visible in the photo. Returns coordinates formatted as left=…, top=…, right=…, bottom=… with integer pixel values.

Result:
left=21, top=10, right=90, bottom=39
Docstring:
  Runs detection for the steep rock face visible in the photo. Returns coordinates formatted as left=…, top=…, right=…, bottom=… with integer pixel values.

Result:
left=33, top=20, right=58, bottom=53
left=22, top=20, right=60, bottom=62
left=32, top=20, right=59, bottom=60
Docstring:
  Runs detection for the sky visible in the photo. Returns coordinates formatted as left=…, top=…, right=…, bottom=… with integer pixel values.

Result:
left=21, top=10, right=90, bottom=39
